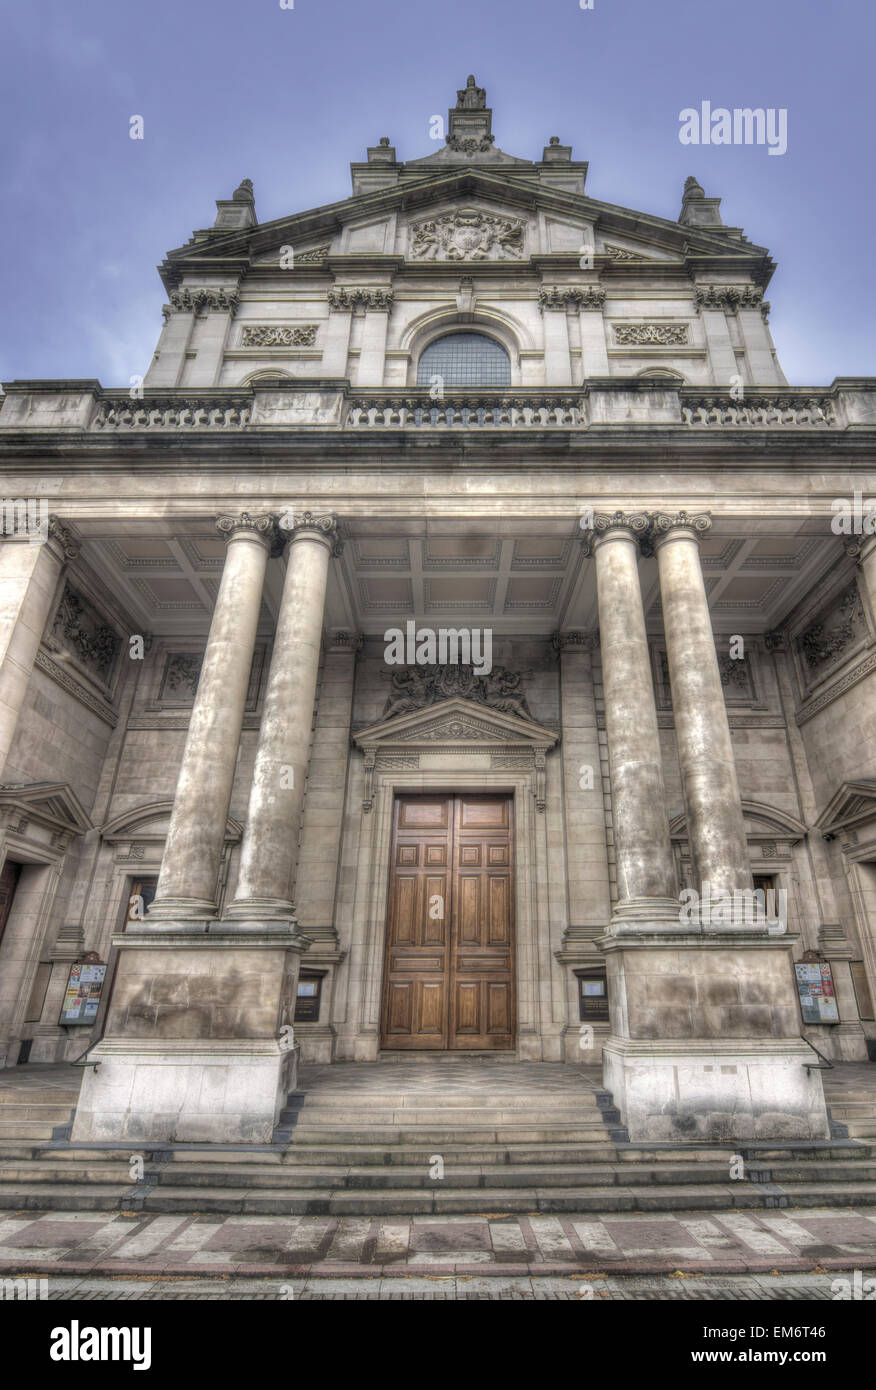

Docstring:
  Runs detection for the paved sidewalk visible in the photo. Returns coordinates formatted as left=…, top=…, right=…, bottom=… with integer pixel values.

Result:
left=1, top=1205, right=875, bottom=1278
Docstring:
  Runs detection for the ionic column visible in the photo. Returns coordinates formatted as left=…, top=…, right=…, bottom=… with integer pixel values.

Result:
left=148, top=512, right=276, bottom=922
left=0, top=517, right=78, bottom=779
left=653, top=511, right=751, bottom=897
left=591, top=513, right=678, bottom=928
left=226, top=512, right=340, bottom=923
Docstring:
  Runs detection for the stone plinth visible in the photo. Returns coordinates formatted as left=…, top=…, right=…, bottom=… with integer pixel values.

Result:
left=599, top=931, right=830, bottom=1141
left=71, top=925, right=309, bottom=1143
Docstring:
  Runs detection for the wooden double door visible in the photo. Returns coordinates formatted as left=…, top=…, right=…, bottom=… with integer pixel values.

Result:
left=380, top=794, right=515, bottom=1050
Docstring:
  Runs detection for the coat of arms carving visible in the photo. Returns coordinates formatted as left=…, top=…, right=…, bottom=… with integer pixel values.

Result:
left=410, top=209, right=525, bottom=261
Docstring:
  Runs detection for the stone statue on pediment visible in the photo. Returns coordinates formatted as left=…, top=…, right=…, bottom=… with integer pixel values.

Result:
left=457, top=75, right=486, bottom=110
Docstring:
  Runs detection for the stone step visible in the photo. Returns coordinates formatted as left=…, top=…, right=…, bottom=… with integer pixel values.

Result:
left=285, top=1108, right=607, bottom=1127
left=0, top=1121, right=70, bottom=1140
left=845, top=1121, right=876, bottom=1137
left=289, top=1092, right=605, bottom=1110
left=282, top=1142, right=622, bottom=1165
left=8, top=1180, right=872, bottom=1216
left=286, top=1125, right=612, bottom=1145
left=0, top=1104, right=77, bottom=1121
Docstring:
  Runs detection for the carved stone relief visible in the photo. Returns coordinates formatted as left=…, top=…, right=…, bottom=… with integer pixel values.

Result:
left=241, top=325, right=318, bottom=348
left=799, top=583, right=866, bottom=673
left=409, top=210, right=525, bottom=261
left=381, top=665, right=534, bottom=721
left=51, top=583, right=121, bottom=684
left=614, top=323, right=689, bottom=346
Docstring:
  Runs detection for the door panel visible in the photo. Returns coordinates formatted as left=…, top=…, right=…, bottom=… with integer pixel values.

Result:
left=380, top=793, right=515, bottom=1050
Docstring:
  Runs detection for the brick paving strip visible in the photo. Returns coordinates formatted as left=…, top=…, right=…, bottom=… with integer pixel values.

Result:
left=1, top=1206, right=875, bottom=1279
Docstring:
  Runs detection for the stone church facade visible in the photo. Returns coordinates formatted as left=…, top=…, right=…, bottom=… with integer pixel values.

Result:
left=1, top=78, right=875, bottom=1146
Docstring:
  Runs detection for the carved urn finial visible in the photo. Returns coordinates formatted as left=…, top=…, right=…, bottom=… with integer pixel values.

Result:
left=683, top=174, right=705, bottom=198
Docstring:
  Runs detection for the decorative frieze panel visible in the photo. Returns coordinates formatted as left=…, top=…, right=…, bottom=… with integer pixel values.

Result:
left=51, top=583, right=121, bottom=684
left=409, top=209, right=525, bottom=261
left=613, top=323, right=689, bottom=346
left=240, top=324, right=319, bottom=348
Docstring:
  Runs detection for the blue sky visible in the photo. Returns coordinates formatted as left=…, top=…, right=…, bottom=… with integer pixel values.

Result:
left=1, top=0, right=873, bottom=386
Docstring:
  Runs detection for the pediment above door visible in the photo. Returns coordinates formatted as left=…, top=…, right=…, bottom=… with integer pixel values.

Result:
left=353, top=696, right=558, bottom=813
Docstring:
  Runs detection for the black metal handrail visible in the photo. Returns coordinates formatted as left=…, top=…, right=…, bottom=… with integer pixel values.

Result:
left=801, top=1035, right=834, bottom=1071
left=70, top=1045, right=100, bottom=1070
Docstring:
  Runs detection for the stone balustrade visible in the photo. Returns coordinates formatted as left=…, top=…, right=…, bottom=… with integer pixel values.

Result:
left=681, top=394, right=836, bottom=427
left=346, top=393, right=583, bottom=428
left=1, top=379, right=874, bottom=433
left=93, top=395, right=252, bottom=429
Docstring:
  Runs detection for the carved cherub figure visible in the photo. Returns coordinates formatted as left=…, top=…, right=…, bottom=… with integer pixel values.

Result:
left=382, top=667, right=428, bottom=718
left=481, top=668, right=533, bottom=720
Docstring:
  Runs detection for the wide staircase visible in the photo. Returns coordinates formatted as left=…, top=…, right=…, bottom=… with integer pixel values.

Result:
left=1, top=1057, right=875, bottom=1215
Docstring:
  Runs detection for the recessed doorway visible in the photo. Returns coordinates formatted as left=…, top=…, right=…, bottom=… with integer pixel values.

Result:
left=380, top=794, right=515, bottom=1050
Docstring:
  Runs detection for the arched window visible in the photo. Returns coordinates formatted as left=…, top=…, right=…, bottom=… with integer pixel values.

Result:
left=417, top=332, right=511, bottom=387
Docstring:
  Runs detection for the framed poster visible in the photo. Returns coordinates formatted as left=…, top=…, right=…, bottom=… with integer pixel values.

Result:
left=795, top=960, right=840, bottom=1025
left=59, top=959, right=107, bottom=1026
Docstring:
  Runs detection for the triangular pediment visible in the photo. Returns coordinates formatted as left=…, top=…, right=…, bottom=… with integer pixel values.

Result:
left=160, top=164, right=771, bottom=289
left=0, top=782, right=92, bottom=836
left=815, top=780, right=876, bottom=837
left=353, top=696, right=558, bottom=752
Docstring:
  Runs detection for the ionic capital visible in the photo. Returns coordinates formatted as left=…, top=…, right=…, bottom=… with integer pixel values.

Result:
left=278, top=510, right=343, bottom=557
left=215, top=512, right=278, bottom=551
left=651, top=510, right=712, bottom=547
left=588, top=511, right=650, bottom=550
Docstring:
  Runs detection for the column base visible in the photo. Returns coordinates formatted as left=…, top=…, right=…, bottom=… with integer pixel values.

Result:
left=69, top=922, right=310, bottom=1144
left=223, top=897, right=297, bottom=925
left=71, top=1039, right=300, bottom=1144
left=603, top=897, right=685, bottom=936
left=603, top=1037, right=831, bottom=1143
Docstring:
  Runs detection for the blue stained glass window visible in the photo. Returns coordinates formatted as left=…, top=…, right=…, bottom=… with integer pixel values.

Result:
left=417, top=332, right=511, bottom=387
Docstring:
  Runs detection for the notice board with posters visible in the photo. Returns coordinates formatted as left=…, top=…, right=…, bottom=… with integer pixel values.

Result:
left=795, top=960, right=840, bottom=1025
left=59, top=959, right=107, bottom=1026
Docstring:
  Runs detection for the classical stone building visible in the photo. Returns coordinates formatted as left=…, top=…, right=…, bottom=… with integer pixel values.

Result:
left=1, top=77, right=875, bottom=1147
